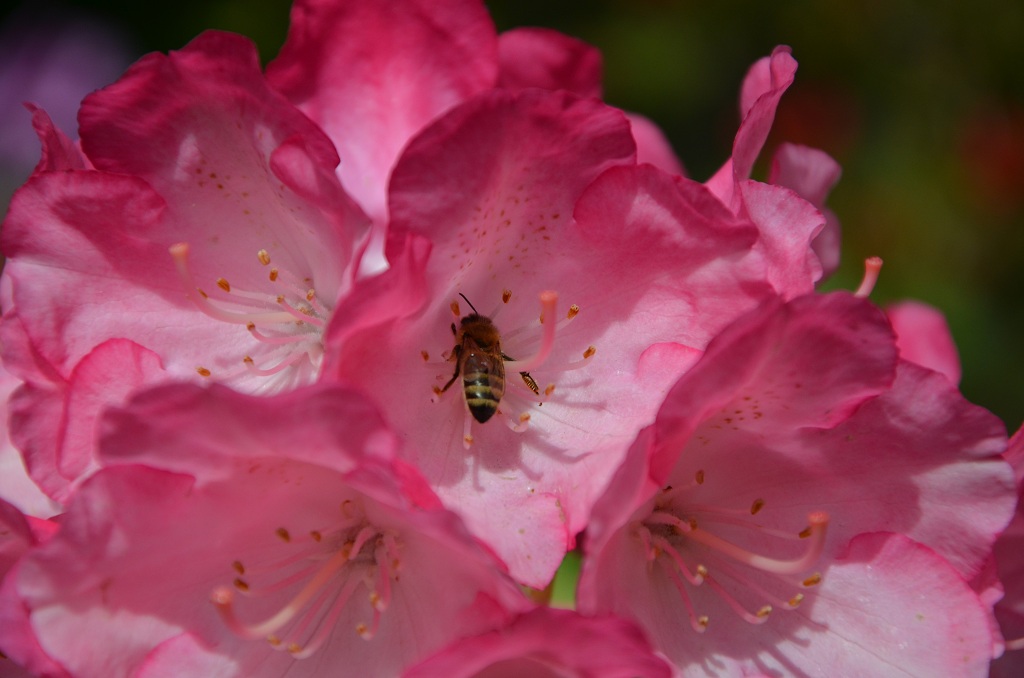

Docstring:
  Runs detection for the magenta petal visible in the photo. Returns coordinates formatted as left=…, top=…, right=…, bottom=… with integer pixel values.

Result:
left=267, top=0, right=498, bottom=224
left=405, top=608, right=671, bottom=678
left=887, top=300, right=962, bottom=385
left=26, top=104, right=85, bottom=173
left=734, top=46, right=799, bottom=182
left=497, top=27, right=603, bottom=98
left=629, top=112, right=686, bottom=176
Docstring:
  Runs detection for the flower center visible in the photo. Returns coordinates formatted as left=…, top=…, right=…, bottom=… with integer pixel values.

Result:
left=425, top=288, right=595, bottom=448
left=210, top=500, right=399, bottom=658
left=636, top=471, right=828, bottom=633
left=170, top=243, right=329, bottom=386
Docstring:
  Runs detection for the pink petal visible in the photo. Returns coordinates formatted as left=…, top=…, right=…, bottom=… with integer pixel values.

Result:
left=267, top=0, right=498, bottom=225
left=497, top=27, right=603, bottom=98
left=887, top=300, right=962, bottom=385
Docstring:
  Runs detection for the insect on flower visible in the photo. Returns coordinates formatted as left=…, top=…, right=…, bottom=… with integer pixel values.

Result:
left=441, top=294, right=539, bottom=423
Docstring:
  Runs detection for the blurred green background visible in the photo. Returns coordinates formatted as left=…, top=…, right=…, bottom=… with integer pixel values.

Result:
left=2, top=0, right=1021, bottom=431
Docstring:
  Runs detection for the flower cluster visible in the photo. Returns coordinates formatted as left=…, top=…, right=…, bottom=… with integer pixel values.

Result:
left=0, top=1, right=1018, bottom=676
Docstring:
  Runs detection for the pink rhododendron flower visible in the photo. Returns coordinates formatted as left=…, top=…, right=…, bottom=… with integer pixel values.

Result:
left=2, top=383, right=530, bottom=677
left=319, top=78, right=833, bottom=585
left=0, top=31, right=369, bottom=501
left=579, top=292, right=1015, bottom=675
left=991, top=426, right=1024, bottom=677
left=887, top=299, right=962, bottom=385
left=405, top=607, right=672, bottom=678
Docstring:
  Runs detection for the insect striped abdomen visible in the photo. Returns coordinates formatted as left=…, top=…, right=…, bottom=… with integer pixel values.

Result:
left=462, top=349, right=505, bottom=423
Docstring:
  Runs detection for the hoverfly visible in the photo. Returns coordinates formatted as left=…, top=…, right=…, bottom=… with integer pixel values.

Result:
left=440, top=294, right=540, bottom=423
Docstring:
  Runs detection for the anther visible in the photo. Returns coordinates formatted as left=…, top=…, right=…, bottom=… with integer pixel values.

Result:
left=196, top=366, right=212, bottom=377
left=750, top=499, right=765, bottom=515
left=802, top=573, right=822, bottom=587
left=232, top=561, right=245, bottom=575
left=276, top=528, right=291, bottom=543
left=217, top=278, right=231, bottom=292
left=695, top=470, right=705, bottom=485
left=269, top=268, right=279, bottom=282
left=421, top=350, right=430, bottom=361
left=502, top=289, right=512, bottom=303
left=450, top=301, right=460, bottom=317
left=567, top=304, right=580, bottom=319
left=257, top=249, right=271, bottom=265
left=582, top=346, right=596, bottom=359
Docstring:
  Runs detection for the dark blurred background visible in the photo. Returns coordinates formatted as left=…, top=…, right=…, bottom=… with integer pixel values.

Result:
left=2, top=0, right=1021, bottom=431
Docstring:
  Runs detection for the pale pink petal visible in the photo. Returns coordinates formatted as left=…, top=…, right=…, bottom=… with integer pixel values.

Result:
left=887, top=300, right=962, bottom=385
left=497, top=27, right=602, bottom=98
left=738, top=180, right=824, bottom=297
left=768, top=143, right=842, bottom=277
left=405, top=608, right=671, bottom=678
left=0, top=356, right=58, bottom=517
left=629, top=112, right=686, bottom=176
left=267, top=0, right=498, bottom=225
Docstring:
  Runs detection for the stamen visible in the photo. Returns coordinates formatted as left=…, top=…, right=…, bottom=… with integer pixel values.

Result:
left=503, top=291, right=558, bottom=373
left=650, top=535, right=706, bottom=585
left=660, top=559, right=709, bottom=633
left=704, top=575, right=772, bottom=625
left=683, top=512, right=828, bottom=575
left=243, top=351, right=313, bottom=377
left=1005, top=636, right=1024, bottom=652
left=247, top=323, right=313, bottom=345
left=854, top=256, right=883, bottom=298
left=211, top=547, right=351, bottom=639
left=276, top=298, right=326, bottom=327
left=288, top=576, right=362, bottom=659
left=170, top=243, right=303, bottom=326
left=257, top=249, right=271, bottom=265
